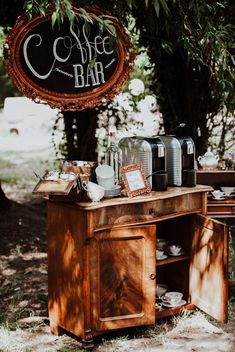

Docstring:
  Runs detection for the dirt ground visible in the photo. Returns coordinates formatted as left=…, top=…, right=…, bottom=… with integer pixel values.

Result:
left=0, top=168, right=235, bottom=352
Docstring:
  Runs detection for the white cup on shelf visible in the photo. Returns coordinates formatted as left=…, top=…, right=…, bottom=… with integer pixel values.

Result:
left=169, top=245, right=182, bottom=255
left=156, top=249, right=165, bottom=260
left=162, top=291, right=183, bottom=305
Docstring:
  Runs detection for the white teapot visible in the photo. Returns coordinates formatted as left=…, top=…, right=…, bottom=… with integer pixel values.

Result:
left=197, top=149, right=219, bottom=170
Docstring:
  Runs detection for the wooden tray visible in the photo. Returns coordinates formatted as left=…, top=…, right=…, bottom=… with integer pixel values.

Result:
left=33, top=177, right=78, bottom=196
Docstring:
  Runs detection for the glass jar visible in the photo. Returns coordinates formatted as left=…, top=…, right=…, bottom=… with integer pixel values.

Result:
left=105, top=132, right=122, bottom=184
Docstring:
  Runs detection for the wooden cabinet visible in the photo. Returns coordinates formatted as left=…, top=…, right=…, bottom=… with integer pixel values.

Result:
left=47, top=185, right=228, bottom=348
left=197, top=170, right=235, bottom=217
left=197, top=170, right=235, bottom=189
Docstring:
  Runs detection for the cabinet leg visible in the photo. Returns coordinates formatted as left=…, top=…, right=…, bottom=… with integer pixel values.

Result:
left=50, top=320, right=64, bottom=336
left=82, top=329, right=94, bottom=350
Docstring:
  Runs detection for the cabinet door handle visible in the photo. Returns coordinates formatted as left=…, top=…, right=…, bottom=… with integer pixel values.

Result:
left=149, top=273, right=156, bottom=280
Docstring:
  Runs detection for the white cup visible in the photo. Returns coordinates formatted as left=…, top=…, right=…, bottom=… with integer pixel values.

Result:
left=169, top=245, right=182, bottom=255
left=87, top=189, right=104, bottom=202
left=211, top=190, right=226, bottom=199
left=95, top=165, right=117, bottom=189
left=156, top=284, right=168, bottom=297
left=162, top=291, right=183, bottom=305
left=82, top=181, right=103, bottom=192
left=156, top=249, right=165, bottom=260
left=82, top=181, right=105, bottom=202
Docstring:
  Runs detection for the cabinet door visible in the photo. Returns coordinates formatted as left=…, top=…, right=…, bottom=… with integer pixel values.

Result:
left=190, top=214, right=228, bottom=323
left=91, top=225, right=156, bottom=332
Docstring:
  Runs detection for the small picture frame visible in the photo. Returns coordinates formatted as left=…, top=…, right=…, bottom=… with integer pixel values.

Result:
left=121, top=162, right=151, bottom=198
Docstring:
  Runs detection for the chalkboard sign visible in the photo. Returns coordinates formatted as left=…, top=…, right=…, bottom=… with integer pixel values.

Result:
left=4, top=9, right=135, bottom=110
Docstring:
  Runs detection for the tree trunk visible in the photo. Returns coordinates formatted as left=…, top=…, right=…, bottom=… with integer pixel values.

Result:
left=154, top=53, right=212, bottom=157
left=63, top=108, right=98, bottom=161
left=132, top=3, right=220, bottom=158
left=0, top=183, right=10, bottom=210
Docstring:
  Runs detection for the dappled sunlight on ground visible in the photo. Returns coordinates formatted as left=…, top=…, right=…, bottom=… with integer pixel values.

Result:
left=0, top=106, right=234, bottom=350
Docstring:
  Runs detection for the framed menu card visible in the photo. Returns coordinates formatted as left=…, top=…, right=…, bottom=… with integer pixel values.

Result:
left=121, top=163, right=151, bottom=197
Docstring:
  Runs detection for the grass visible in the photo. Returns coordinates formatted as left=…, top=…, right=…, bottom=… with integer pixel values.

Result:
left=10, top=244, right=23, bottom=256
left=228, top=297, right=235, bottom=317
left=0, top=175, right=20, bottom=185
left=57, top=348, right=86, bottom=352
left=0, top=319, right=19, bottom=331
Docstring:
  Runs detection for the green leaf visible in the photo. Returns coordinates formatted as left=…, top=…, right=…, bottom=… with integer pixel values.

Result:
left=83, top=21, right=91, bottom=37
left=66, top=8, right=75, bottom=24
left=89, top=57, right=96, bottom=69
left=51, top=12, right=57, bottom=30
left=109, top=34, right=118, bottom=53
left=40, top=8, right=46, bottom=17
left=98, top=19, right=104, bottom=35
left=105, top=23, right=117, bottom=37
left=153, top=0, right=160, bottom=17
left=159, top=0, right=169, bottom=15
left=126, top=0, right=133, bottom=8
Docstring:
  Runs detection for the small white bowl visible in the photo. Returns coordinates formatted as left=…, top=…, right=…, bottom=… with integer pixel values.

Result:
left=220, top=187, right=235, bottom=196
left=156, top=284, right=168, bottom=297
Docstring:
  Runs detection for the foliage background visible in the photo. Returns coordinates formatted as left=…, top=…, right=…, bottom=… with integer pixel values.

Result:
left=0, top=0, right=234, bottom=159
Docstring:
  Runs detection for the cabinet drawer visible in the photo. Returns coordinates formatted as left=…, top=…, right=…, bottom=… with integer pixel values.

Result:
left=207, top=203, right=235, bottom=216
left=92, top=193, right=202, bottom=230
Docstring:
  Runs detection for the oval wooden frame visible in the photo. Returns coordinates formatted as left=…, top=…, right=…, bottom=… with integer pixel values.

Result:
left=4, top=9, right=135, bottom=111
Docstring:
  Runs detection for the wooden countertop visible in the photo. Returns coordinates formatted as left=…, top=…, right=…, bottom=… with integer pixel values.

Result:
left=197, top=169, right=235, bottom=173
left=74, top=184, right=212, bottom=210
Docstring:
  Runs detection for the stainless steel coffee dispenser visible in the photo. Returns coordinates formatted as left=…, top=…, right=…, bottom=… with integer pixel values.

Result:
left=119, top=136, right=166, bottom=189
left=158, top=136, right=195, bottom=186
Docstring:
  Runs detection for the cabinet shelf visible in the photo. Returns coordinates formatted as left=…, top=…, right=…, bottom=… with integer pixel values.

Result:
left=156, top=303, right=195, bottom=319
left=156, top=255, right=190, bottom=267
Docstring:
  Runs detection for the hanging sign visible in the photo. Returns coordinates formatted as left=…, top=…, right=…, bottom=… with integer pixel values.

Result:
left=4, top=8, right=135, bottom=110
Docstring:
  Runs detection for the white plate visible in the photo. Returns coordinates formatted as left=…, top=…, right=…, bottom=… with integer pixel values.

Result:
left=157, top=254, right=168, bottom=261
left=103, top=185, right=121, bottom=198
left=168, top=251, right=184, bottom=257
left=211, top=196, right=227, bottom=201
left=162, top=299, right=187, bottom=308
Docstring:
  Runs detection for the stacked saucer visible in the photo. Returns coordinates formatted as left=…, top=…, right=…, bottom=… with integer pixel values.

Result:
left=103, top=185, right=121, bottom=198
